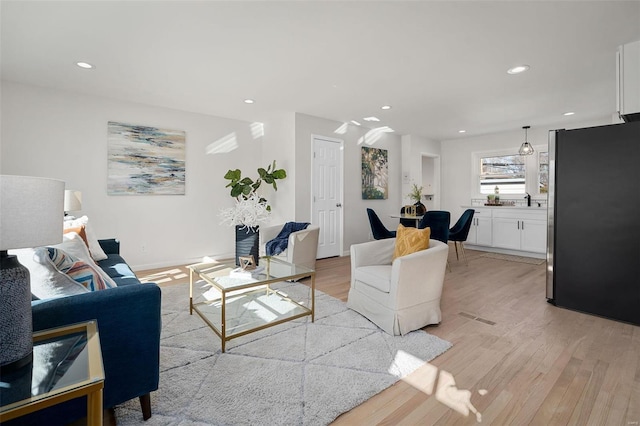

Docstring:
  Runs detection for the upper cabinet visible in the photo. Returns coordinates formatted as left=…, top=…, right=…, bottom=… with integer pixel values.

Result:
left=617, top=40, right=640, bottom=122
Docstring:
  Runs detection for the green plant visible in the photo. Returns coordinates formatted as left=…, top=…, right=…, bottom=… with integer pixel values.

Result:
left=223, top=160, right=287, bottom=211
left=407, top=183, right=423, bottom=203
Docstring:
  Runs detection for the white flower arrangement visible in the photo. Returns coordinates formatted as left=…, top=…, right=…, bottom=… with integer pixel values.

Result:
left=219, top=192, right=271, bottom=232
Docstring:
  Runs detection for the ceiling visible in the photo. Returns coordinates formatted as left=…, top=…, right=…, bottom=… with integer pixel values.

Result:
left=2, top=1, right=639, bottom=141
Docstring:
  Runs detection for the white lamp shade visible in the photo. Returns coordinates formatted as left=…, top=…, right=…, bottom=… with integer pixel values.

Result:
left=64, top=190, right=82, bottom=212
left=0, top=175, right=65, bottom=250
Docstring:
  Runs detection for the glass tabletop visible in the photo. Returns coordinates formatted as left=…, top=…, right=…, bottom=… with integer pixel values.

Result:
left=188, top=256, right=314, bottom=291
left=0, top=321, right=103, bottom=413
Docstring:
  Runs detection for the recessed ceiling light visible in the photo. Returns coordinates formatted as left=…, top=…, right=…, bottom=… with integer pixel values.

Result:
left=243, top=99, right=255, bottom=104
left=563, top=111, right=575, bottom=116
left=458, top=130, right=466, bottom=133
left=363, top=116, right=380, bottom=122
left=76, top=62, right=94, bottom=69
left=507, top=65, right=530, bottom=74
left=351, top=120, right=361, bottom=126
left=381, top=105, right=392, bottom=110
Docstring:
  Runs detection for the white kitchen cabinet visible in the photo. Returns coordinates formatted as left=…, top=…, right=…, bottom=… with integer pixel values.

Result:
left=492, top=218, right=521, bottom=250
left=492, top=209, right=547, bottom=254
left=462, top=206, right=547, bottom=256
left=466, top=208, right=492, bottom=246
left=520, top=219, right=547, bottom=253
left=617, top=40, right=640, bottom=120
left=475, top=217, right=492, bottom=246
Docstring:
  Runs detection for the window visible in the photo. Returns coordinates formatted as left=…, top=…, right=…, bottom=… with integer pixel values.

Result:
left=538, top=151, right=549, bottom=194
left=480, top=154, right=525, bottom=194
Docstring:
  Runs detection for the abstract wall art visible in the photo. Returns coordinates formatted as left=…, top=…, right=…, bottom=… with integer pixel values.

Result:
left=361, top=146, right=388, bottom=199
left=107, top=121, right=186, bottom=195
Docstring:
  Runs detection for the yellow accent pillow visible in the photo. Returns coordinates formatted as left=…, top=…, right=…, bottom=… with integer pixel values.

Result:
left=393, top=225, right=431, bottom=260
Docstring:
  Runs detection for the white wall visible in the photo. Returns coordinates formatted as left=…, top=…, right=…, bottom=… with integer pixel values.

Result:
left=0, top=81, right=285, bottom=270
left=294, top=113, right=402, bottom=253
left=401, top=134, right=441, bottom=208
left=440, top=117, right=614, bottom=222
left=6, top=81, right=612, bottom=269
left=260, top=111, right=296, bottom=225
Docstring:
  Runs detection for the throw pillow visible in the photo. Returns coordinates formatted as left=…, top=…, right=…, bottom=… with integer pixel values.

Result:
left=46, top=247, right=112, bottom=292
left=50, top=232, right=118, bottom=289
left=63, top=216, right=108, bottom=261
left=392, top=224, right=431, bottom=260
left=10, top=248, right=89, bottom=300
left=63, top=225, right=89, bottom=248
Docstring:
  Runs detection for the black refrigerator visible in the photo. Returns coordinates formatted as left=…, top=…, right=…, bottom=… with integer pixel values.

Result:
left=547, top=121, right=640, bottom=326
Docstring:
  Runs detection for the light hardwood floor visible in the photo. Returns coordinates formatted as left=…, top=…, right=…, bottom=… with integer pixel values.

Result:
left=137, top=247, right=639, bottom=425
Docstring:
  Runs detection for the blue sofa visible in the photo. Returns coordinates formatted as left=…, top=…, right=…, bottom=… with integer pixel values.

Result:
left=9, top=239, right=161, bottom=425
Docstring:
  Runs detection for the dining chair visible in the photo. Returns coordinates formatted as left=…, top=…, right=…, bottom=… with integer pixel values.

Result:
left=417, top=210, right=450, bottom=244
left=449, top=209, right=475, bottom=264
left=366, top=208, right=396, bottom=240
left=418, top=210, right=451, bottom=270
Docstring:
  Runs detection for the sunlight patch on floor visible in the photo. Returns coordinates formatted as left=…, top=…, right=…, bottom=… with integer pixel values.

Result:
left=400, top=358, right=487, bottom=423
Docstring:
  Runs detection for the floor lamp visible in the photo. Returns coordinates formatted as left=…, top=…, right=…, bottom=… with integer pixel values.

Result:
left=0, top=175, right=65, bottom=372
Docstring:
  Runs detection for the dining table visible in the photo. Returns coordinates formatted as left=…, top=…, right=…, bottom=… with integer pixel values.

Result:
left=389, top=213, right=423, bottom=227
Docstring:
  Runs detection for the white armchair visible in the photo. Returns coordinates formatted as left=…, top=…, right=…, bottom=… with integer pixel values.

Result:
left=347, top=238, right=449, bottom=336
left=259, top=224, right=320, bottom=270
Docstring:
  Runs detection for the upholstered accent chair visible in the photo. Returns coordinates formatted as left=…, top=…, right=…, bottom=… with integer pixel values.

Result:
left=366, top=208, right=396, bottom=240
left=347, top=238, right=449, bottom=335
left=260, top=223, right=320, bottom=270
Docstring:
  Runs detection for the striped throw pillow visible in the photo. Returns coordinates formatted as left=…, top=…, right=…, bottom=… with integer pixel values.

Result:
left=47, top=248, right=113, bottom=291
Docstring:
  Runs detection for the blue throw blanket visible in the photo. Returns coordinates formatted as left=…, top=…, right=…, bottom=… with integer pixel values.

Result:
left=266, top=222, right=310, bottom=256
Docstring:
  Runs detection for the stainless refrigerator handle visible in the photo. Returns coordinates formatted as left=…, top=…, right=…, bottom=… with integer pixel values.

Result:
left=546, top=130, right=556, bottom=301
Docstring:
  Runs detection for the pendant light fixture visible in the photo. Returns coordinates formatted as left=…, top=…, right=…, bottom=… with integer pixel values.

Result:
left=518, top=125, right=534, bottom=155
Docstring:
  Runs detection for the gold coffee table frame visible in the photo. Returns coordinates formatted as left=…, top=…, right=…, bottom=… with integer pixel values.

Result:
left=0, top=321, right=104, bottom=425
left=188, top=256, right=315, bottom=352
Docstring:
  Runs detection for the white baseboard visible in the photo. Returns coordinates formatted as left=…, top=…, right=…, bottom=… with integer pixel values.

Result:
left=131, top=252, right=235, bottom=272
left=463, top=244, right=546, bottom=260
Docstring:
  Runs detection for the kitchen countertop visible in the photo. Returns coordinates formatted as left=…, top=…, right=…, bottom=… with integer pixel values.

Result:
left=462, top=205, right=547, bottom=210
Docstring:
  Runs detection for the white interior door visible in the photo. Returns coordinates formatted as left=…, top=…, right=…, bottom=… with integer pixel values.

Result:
left=312, top=135, right=343, bottom=258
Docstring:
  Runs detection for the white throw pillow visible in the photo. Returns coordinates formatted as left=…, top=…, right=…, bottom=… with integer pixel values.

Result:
left=50, top=233, right=118, bottom=289
left=10, top=248, right=89, bottom=300
left=63, top=215, right=108, bottom=261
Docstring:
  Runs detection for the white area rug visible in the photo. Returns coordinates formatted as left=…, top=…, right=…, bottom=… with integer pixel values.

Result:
left=480, top=252, right=545, bottom=265
left=115, top=281, right=452, bottom=425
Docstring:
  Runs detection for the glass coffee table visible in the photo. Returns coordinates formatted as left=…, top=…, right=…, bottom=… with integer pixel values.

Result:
left=188, top=256, right=315, bottom=352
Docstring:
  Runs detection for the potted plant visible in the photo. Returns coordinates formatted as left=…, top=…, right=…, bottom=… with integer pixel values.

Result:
left=407, top=183, right=427, bottom=215
left=219, top=161, right=287, bottom=265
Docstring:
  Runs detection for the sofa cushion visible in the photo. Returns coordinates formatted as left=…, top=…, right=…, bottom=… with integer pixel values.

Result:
left=63, top=215, right=108, bottom=261
left=97, top=254, right=141, bottom=287
left=354, top=265, right=392, bottom=293
left=393, top=224, right=431, bottom=260
left=63, top=225, right=89, bottom=248
left=10, top=247, right=90, bottom=299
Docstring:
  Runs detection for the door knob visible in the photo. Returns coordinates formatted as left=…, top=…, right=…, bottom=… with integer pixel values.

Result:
left=336, top=203, right=342, bottom=207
